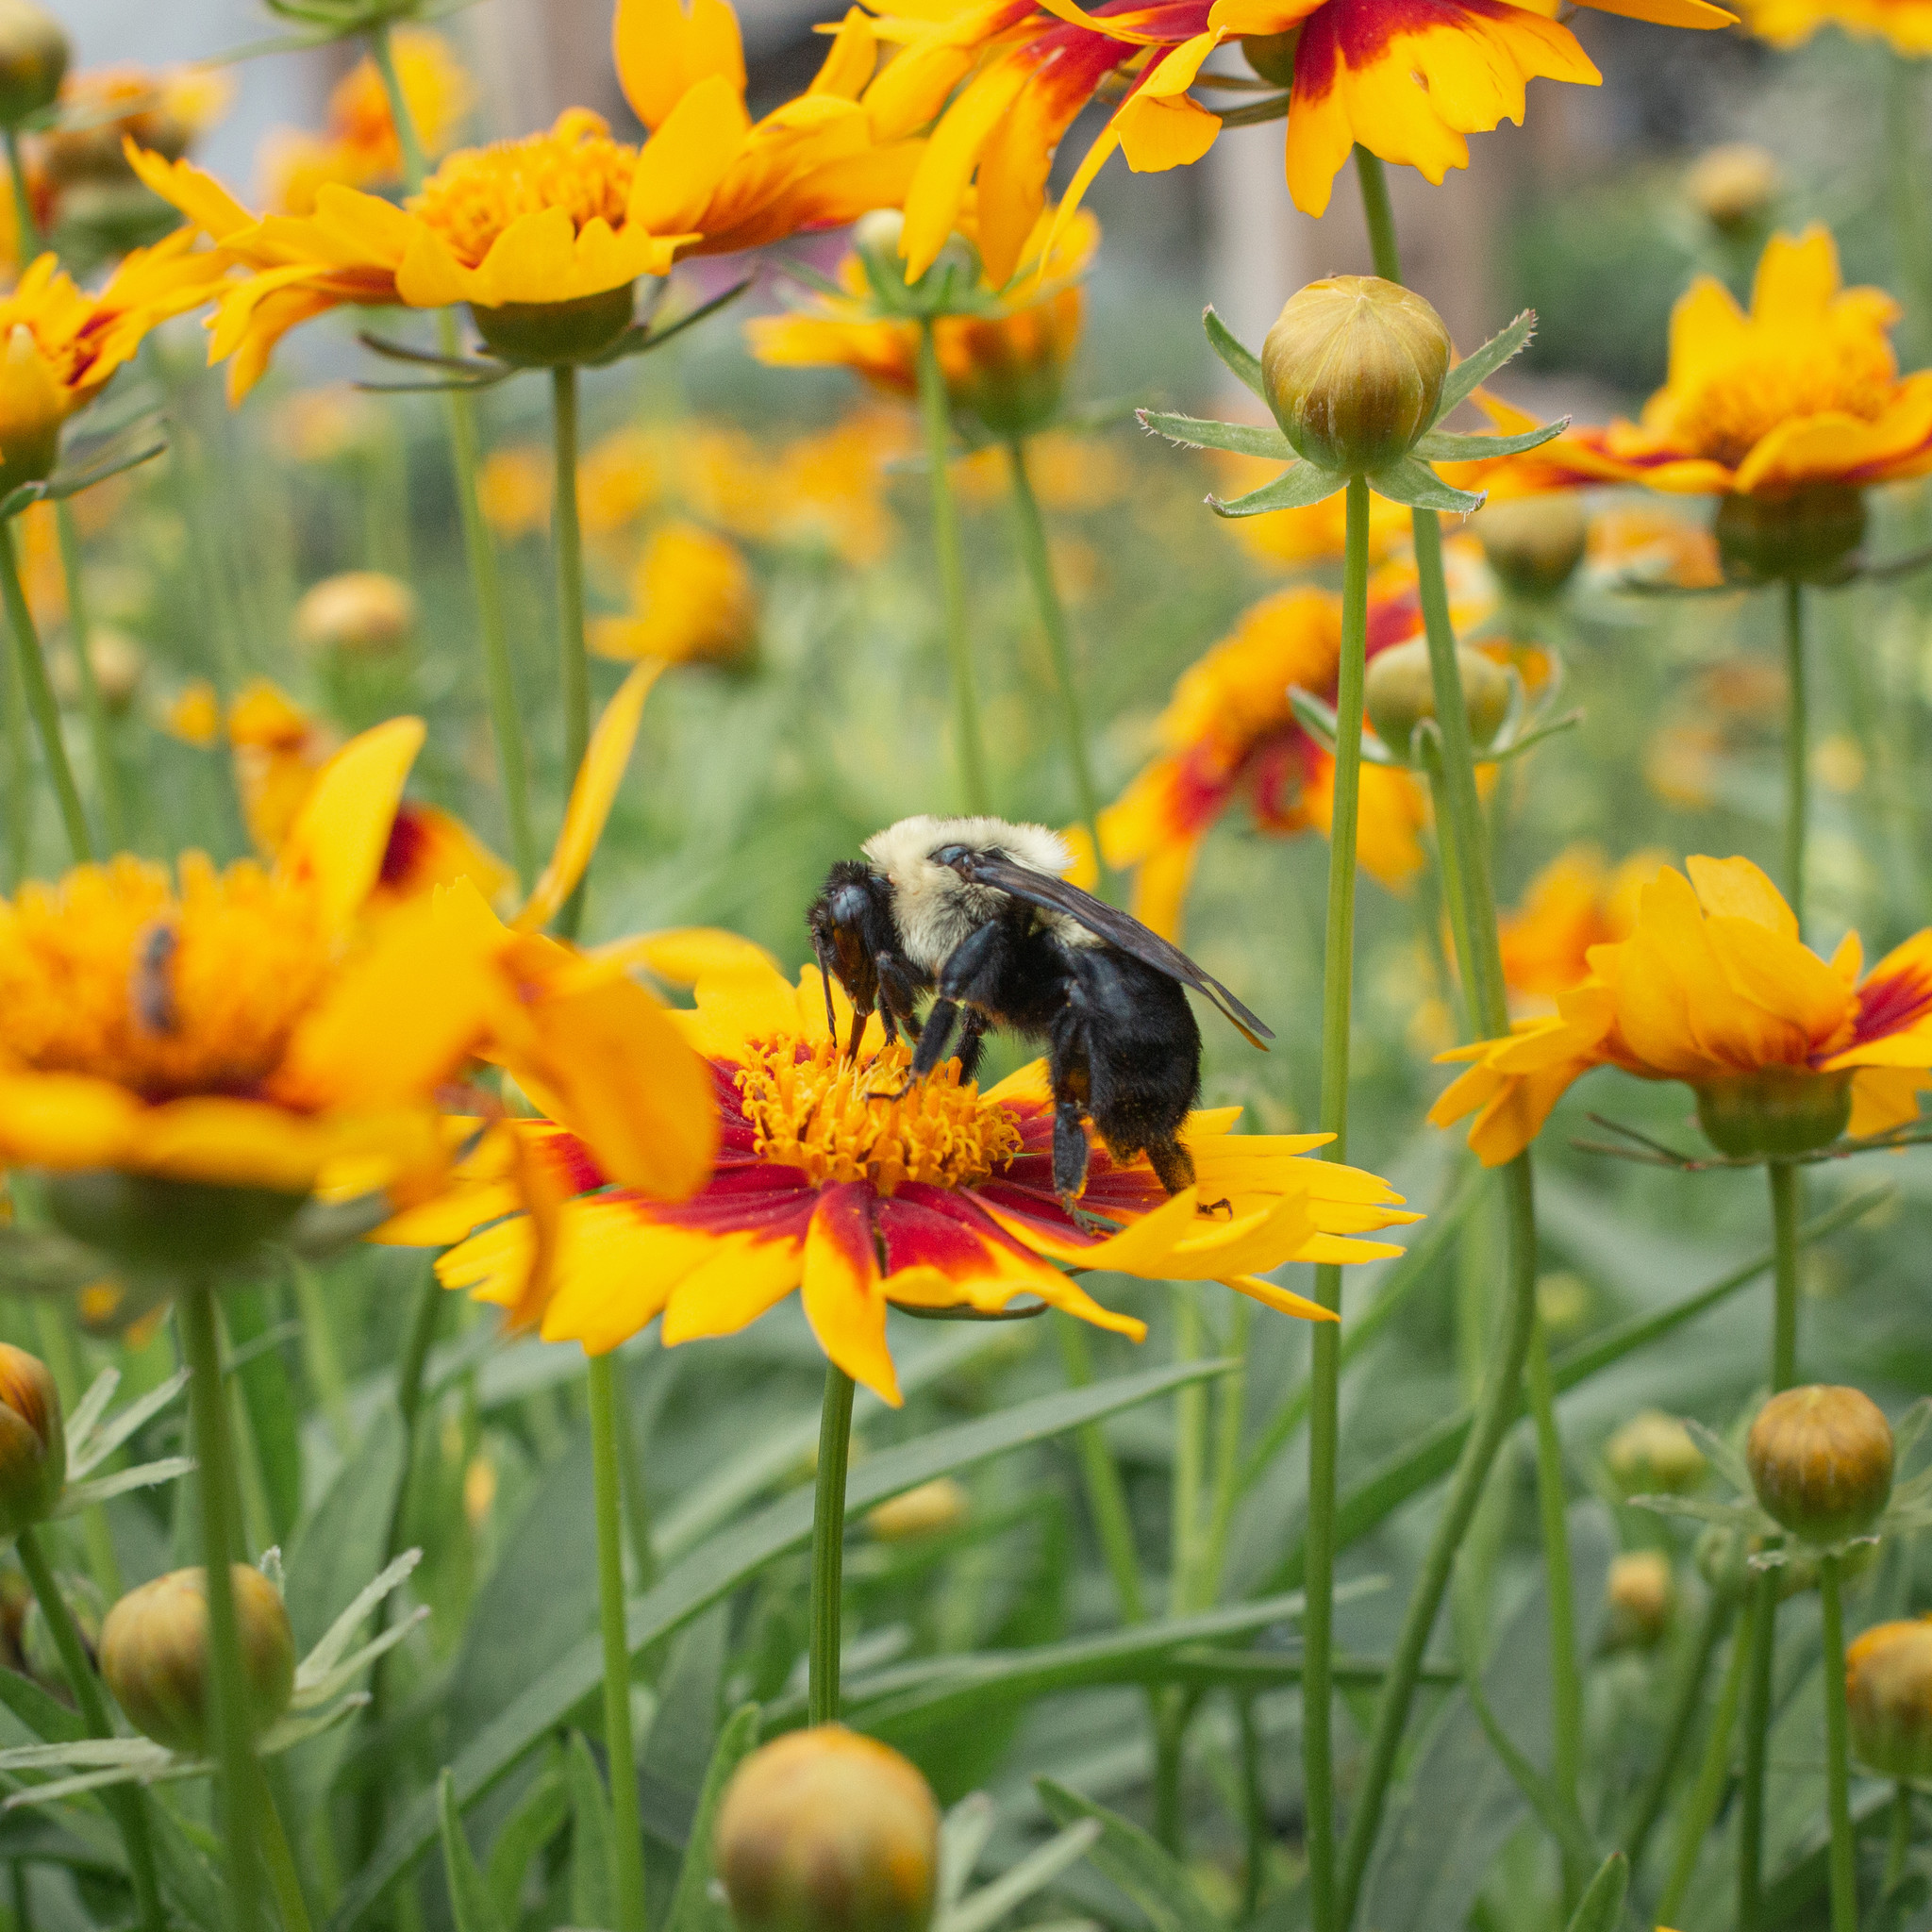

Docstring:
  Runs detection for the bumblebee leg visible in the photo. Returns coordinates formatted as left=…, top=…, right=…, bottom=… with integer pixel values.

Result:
left=1053, top=1095, right=1093, bottom=1218
left=953, top=1010, right=988, bottom=1083
left=908, top=998, right=963, bottom=1083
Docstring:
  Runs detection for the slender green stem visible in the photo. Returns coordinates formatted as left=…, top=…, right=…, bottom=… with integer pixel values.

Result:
left=1, top=521, right=92, bottom=861
left=1171, top=1284, right=1206, bottom=1615
left=808, top=1365, right=857, bottom=1724
left=53, top=506, right=125, bottom=848
left=1886, top=1781, right=1913, bottom=1893
left=587, top=1356, right=648, bottom=1932
left=5, top=612, right=29, bottom=886
left=1153, top=1690, right=1188, bottom=1854
left=1623, top=1588, right=1730, bottom=1872
left=1006, top=437, right=1105, bottom=868
left=1055, top=1316, right=1146, bottom=1623
left=1888, top=56, right=1932, bottom=362
left=16, top=1525, right=165, bottom=1932
left=1197, top=1298, right=1253, bottom=1608
left=552, top=363, right=591, bottom=939
left=1783, top=581, right=1807, bottom=936
left=5, top=129, right=38, bottom=257
left=1658, top=1608, right=1752, bottom=1924
left=32, top=1305, right=120, bottom=1599
left=257, top=1767, right=316, bottom=1932
left=179, top=1283, right=262, bottom=1932
left=1769, top=1159, right=1801, bottom=1391
left=1821, top=1552, right=1857, bottom=1932
left=1355, top=150, right=1401, bottom=282
left=1240, top=1694, right=1266, bottom=1918
left=369, top=24, right=536, bottom=892
left=607, top=1359, right=658, bottom=1593
left=916, top=321, right=987, bottom=814
left=1738, top=1569, right=1778, bottom=1932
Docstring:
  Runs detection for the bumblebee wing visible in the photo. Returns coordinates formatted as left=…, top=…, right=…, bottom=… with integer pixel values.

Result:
left=943, top=850, right=1274, bottom=1047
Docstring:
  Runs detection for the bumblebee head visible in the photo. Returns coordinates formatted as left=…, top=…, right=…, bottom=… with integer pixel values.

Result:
left=808, top=860, right=892, bottom=1040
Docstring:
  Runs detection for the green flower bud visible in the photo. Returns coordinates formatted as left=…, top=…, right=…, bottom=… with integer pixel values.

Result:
left=0, top=1344, right=64, bottom=1539
left=1691, top=1067, right=1852, bottom=1159
left=1241, top=30, right=1299, bottom=85
left=293, top=572, right=418, bottom=656
left=471, top=285, right=635, bottom=368
left=1746, top=1385, right=1893, bottom=1547
left=716, top=1725, right=941, bottom=1932
left=21, top=1573, right=104, bottom=1699
left=1260, top=275, right=1450, bottom=475
left=1363, top=636, right=1511, bottom=766
left=100, top=1566, right=296, bottom=1756
left=854, top=208, right=979, bottom=315
left=1605, top=1409, right=1707, bottom=1497
left=1847, top=1618, right=1932, bottom=1778
left=1605, top=1550, right=1674, bottom=1650
left=0, top=0, right=68, bottom=132
left=1713, top=486, right=1865, bottom=587
left=1475, top=494, right=1588, bottom=600
left=42, top=1170, right=306, bottom=1272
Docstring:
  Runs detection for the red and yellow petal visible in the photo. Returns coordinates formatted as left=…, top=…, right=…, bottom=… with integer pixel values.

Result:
left=800, top=1181, right=901, bottom=1404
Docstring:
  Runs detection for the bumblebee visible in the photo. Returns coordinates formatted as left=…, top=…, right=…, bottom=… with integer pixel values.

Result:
left=808, top=816, right=1272, bottom=1211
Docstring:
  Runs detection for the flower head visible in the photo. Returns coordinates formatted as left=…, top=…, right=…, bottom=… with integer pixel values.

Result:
left=1727, top=0, right=1932, bottom=48
left=1430, top=855, right=1932, bottom=1166
left=409, top=954, right=1416, bottom=1404
left=591, top=521, right=757, bottom=668
left=1497, top=845, right=1662, bottom=1011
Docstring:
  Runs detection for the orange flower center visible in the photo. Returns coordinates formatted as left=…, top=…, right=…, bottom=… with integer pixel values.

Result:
left=1670, top=329, right=1896, bottom=467
left=0, top=855, right=329, bottom=1101
left=409, top=108, right=637, bottom=269
left=735, top=1036, right=1023, bottom=1195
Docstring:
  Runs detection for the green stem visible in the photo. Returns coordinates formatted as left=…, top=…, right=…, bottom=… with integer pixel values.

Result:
left=369, top=23, right=536, bottom=893
left=1197, top=1298, right=1253, bottom=1608
left=916, top=321, right=987, bottom=814
left=1, top=521, right=92, bottom=861
left=1153, top=1690, right=1187, bottom=1854
left=53, top=506, right=125, bottom=848
left=1783, top=581, right=1807, bottom=936
left=1055, top=1316, right=1146, bottom=1623
left=1171, top=1283, right=1206, bottom=1615
left=607, top=1359, right=657, bottom=1593
left=32, top=1305, right=120, bottom=1599
left=1623, top=1588, right=1730, bottom=1873
left=1739, top=1569, right=1778, bottom=1932
left=179, top=1283, right=262, bottom=1932
left=1658, top=1607, right=1752, bottom=1924
left=1888, top=56, right=1932, bottom=362
left=288, top=1255, right=354, bottom=1454
left=1355, top=150, right=1401, bottom=282
left=5, top=128, right=38, bottom=257
left=1886, top=1781, right=1913, bottom=1893
left=5, top=608, right=29, bottom=886
left=808, top=1365, right=857, bottom=1724
left=1769, top=1159, right=1800, bottom=1391
left=1240, top=1694, right=1266, bottom=1918
left=16, top=1525, right=165, bottom=1932
left=1006, top=437, right=1105, bottom=869
left=587, top=1356, right=648, bottom=1932
left=551, top=363, right=591, bottom=940
left=1821, top=1552, right=1857, bottom=1932
left=256, top=1767, right=316, bottom=1932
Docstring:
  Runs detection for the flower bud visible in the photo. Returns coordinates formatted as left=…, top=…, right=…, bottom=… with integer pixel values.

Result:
left=0, top=1344, right=64, bottom=1538
left=1846, top=1618, right=1932, bottom=1778
left=42, top=1170, right=306, bottom=1272
left=715, top=1725, right=940, bottom=1932
left=0, top=0, right=68, bottom=130
left=1685, top=143, right=1780, bottom=237
left=100, top=1565, right=297, bottom=1756
left=22, top=1573, right=104, bottom=1698
left=1605, top=1550, right=1674, bottom=1649
left=1475, top=494, right=1588, bottom=600
left=866, top=1478, right=969, bottom=1543
left=1363, top=636, right=1511, bottom=765
left=1260, top=276, right=1450, bottom=475
left=471, top=284, right=635, bottom=368
left=1606, top=1410, right=1707, bottom=1497
left=0, top=324, right=66, bottom=501
left=1692, top=1067, right=1852, bottom=1159
left=52, top=628, right=145, bottom=713
left=1713, top=485, right=1864, bottom=588
left=1241, top=29, right=1299, bottom=85
left=1746, top=1385, right=1893, bottom=1547
left=292, top=571, right=417, bottom=656
left=0, top=1558, right=29, bottom=1673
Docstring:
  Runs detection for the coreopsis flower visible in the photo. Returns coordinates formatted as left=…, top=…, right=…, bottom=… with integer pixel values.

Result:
left=1725, top=0, right=1932, bottom=47
left=590, top=521, right=757, bottom=668
left=1497, top=845, right=1663, bottom=1011
left=477, top=446, right=551, bottom=541
left=861, top=0, right=1728, bottom=286
left=406, top=953, right=1418, bottom=1403
left=1430, top=855, right=1932, bottom=1165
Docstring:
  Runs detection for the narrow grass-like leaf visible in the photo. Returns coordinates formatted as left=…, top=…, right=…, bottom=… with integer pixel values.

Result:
left=1034, top=1779, right=1222, bottom=1932
left=1484, top=709, right=1585, bottom=766
left=566, top=1731, right=616, bottom=1932
left=69, top=1368, right=187, bottom=1476
left=439, top=1769, right=509, bottom=1932
left=57, top=1457, right=195, bottom=1513
left=942, top=1821, right=1100, bottom=1932
left=937, top=1795, right=998, bottom=1917
left=1463, top=1673, right=1595, bottom=1876
left=1412, top=418, right=1568, bottom=462
left=484, top=1757, right=569, bottom=1928
left=1369, top=457, right=1486, bottom=515
left=1438, top=311, right=1536, bottom=415
left=1208, top=460, right=1345, bottom=517
left=1136, top=411, right=1292, bottom=460
left=1203, top=306, right=1265, bottom=397
left=298, top=1550, right=423, bottom=1688
left=62, top=1369, right=120, bottom=1456
left=664, top=1705, right=760, bottom=1932
left=1564, top=1853, right=1628, bottom=1932
left=0, top=1668, right=85, bottom=1745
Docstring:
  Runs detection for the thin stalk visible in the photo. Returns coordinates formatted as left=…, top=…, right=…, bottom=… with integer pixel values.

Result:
left=256, top=1767, right=316, bottom=1932
left=1783, top=581, right=1807, bottom=934
left=1171, top=1284, right=1206, bottom=1613
left=808, top=1365, right=857, bottom=1724
left=5, top=615, right=29, bottom=886
left=16, top=1525, right=165, bottom=1932
left=915, top=322, right=988, bottom=814
left=32, top=1304, right=121, bottom=1598
left=1885, top=1781, right=1913, bottom=1893
left=551, top=363, right=591, bottom=939
left=0, top=520, right=92, bottom=861
left=179, top=1282, right=262, bottom=1932
left=1624, top=1589, right=1731, bottom=1871
left=1055, top=1316, right=1146, bottom=1623
left=1153, top=1690, right=1187, bottom=1854
left=1888, top=56, right=1932, bottom=360
left=1197, top=1298, right=1254, bottom=1608
left=1769, top=1159, right=1801, bottom=1391
left=1738, top=1570, right=1778, bottom=1932
left=53, top=507, right=125, bottom=846
left=1006, top=437, right=1105, bottom=866
left=607, top=1360, right=657, bottom=1593
left=369, top=24, right=536, bottom=891
left=1658, top=1609, right=1752, bottom=1924
left=1821, top=1552, right=1857, bottom=1932
left=1240, top=1694, right=1266, bottom=1918
left=587, top=1356, right=648, bottom=1932
left=1304, top=470, right=1371, bottom=1932
left=4, top=130, right=36, bottom=258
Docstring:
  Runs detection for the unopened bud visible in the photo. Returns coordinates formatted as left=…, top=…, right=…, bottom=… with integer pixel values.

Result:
left=1606, top=1410, right=1707, bottom=1497
left=1241, top=30, right=1299, bottom=85
left=21, top=1573, right=104, bottom=1699
left=0, top=1344, right=63, bottom=1538
left=1713, top=485, right=1865, bottom=588
left=1746, top=1385, right=1893, bottom=1547
left=1693, top=1067, right=1853, bottom=1158
left=1475, top=494, right=1588, bottom=600
left=52, top=628, right=145, bottom=712
left=867, top=1478, right=969, bottom=1542
left=99, top=1565, right=296, bottom=1755
left=1846, top=1618, right=1932, bottom=1778
left=1606, top=1550, right=1674, bottom=1649
left=0, top=0, right=67, bottom=129
left=0, top=325, right=66, bottom=500
left=715, top=1725, right=940, bottom=1932
left=1260, top=276, right=1450, bottom=475
left=1363, top=636, right=1511, bottom=765
left=292, top=571, right=417, bottom=656
left=472, top=285, right=636, bottom=369
left=1686, top=143, right=1780, bottom=236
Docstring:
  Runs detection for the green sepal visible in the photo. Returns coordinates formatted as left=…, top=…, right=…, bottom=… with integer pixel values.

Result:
left=1480, top=708, right=1585, bottom=766
left=1208, top=458, right=1345, bottom=518
left=1202, top=305, right=1265, bottom=399
left=1411, top=416, right=1568, bottom=462
left=1289, top=687, right=1405, bottom=766
left=0, top=423, right=168, bottom=523
left=1436, top=309, right=1537, bottom=418
left=286, top=1191, right=395, bottom=1259
left=1564, top=1854, right=1629, bottom=1932
left=1369, top=457, right=1486, bottom=515
left=1137, top=409, right=1291, bottom=460
left=587, top=276, right=755, bottom=368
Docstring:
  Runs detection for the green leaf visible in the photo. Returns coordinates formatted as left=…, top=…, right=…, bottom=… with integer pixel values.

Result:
left=1208, top=459, right=1345, bottom=518
left=663, top=1705, right=760, bottom=1932
left=641, top=1604, right=726, bottom=1804
left=1368, top=457, right=1486, bottom=515
left=566, top=1731, right=617, bottom=1932
left=1437, top=310, right=1537, bottom=415
left=1202, top=305, right=1265, bottom=397
left=1135, top=410, right=1292, bottom=460
left=439, top=1769, right=509, bottom=1932
left=1411, top=416, right=1568, bottom=462
left=0, top=1669, right=85, bottom=1747
left=1564, top=1853, right=1628, bottom=1932
left=335, top=1357, right=1232, bottom=1930
left=1484, top=708, right=1585, bottom=767
left=1461, top=1673, right=1595, bottom=1874
left=483, top=1757, right=569, bottom=1928
left=225, top=1283, right=302, bottom=1542
left=943, top=1820, right=1101, bottom=1932
left=1034, top=1779, right=1222, bottom=1932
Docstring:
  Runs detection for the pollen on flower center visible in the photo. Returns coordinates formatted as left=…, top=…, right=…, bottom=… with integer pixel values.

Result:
left=1671, top=329, right=1897, bottom=467
left=409, top=108, right=638, bottom=268
left=0, top=854, right=330, bottom=1101
left=734, top=1037, right=1023, bottom=1194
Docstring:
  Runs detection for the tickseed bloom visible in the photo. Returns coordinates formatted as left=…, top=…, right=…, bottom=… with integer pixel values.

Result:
left=131, top=0, right=919, bottom=394
left=406, top=955, right=1418, bottom=1404
left=1497, top=845, right=1664, bottom=1012
left=1430, top=855, right=1932, bottom=1165
left=859, top=0, right=1728, bottom=284
left=591, top=521, right=757, bottom=669
left=1724, top=0, right=1932, bottom=48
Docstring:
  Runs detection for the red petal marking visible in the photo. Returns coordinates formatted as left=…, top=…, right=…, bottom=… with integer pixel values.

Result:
left=1844, top=963, right=1932, bottom=1050
left=1247, top=732, right=1318, bottom=831
left=973, top=1175, right=1104, bottom=1244
left=379, top=806, right=430, bottom=889
left=532, top=1127, right=607, bottom=1197
left=1293, top=0, right=1535, bottom=104
left=1365, top=586, right=1424, bottom=658
left=808, top=1179, right=884, bottom=1286
left=876, top=1183, right=1041, bottom=1279
left=640, top=1165, right=819, bottom=1238
left=1170, top=747, right=1242, bottom=837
